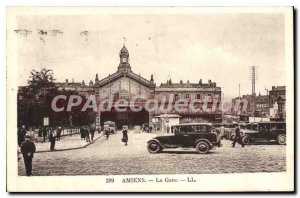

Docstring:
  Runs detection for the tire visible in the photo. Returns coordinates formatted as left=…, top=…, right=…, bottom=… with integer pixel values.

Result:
left=147, top=141, right=162, bottom=154
left=196, top=141, right=210, bottom=154
left=241, top=135, right=251, bottom=145
left=226, top=133, right=231, bottom=140
left=277, top=135, right=286, bottom=145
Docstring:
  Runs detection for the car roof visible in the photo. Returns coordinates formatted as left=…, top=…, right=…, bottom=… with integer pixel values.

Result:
left=172, top=123, right=212, bottom=127
left=257, top=122, right=286, bottom=124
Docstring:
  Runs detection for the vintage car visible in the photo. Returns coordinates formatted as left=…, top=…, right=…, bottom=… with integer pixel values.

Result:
left=240, top=122, right=286, bottom=145
left=103, top=121, right=117, bottom=134
left=147, top=123, right=221, bottom=154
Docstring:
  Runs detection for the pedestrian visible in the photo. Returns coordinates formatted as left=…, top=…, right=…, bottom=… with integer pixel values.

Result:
left=231, top=126, right=244, bottom=148
left=49, top=128, right=56, bottom=151
left=122, top=126, right=128, bottom=146
left=18, top=126, right=26, bottom=147
left=85, top=126, right=90, bottom=142
left=56, top=127, right=62, bottom=141
left=20, top=135, right=36, bottom=176
left=219, top=124, right=225, bottom=140
left=105, top=127, right=110, bottom=140
left=42, top=126, right=47, bottom=142
left=38, top=127, right=43, bottom=137
left=90, top=126, right=95, bottom=141
left=26, top=127, right=36, bottom=142
left=166, top=125, right=170, bottom=133
left=80, top=126, right=85, bottom=140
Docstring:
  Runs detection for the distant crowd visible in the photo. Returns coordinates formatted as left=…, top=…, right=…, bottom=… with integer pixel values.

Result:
left=17, top=125, right=78, bottom=146
left=80, top=125, right=98, bottom=142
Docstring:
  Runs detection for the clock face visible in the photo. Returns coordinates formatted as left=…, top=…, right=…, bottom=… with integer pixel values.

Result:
left=122, top=58, right=127, bottom=63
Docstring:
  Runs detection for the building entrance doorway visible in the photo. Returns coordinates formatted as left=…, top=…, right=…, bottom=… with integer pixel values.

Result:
left=100, top=108, right=149, bottom=129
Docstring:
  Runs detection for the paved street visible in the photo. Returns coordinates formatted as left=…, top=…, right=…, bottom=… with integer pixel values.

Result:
left=18, top=131, right=286, bottom=176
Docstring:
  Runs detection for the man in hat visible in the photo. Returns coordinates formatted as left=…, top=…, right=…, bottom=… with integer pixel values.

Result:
left=232, top=125, right=244, bottom=148
left=56, top=126, right=62, bottom=141
left=219, top=124, right=226, bottom=140
left=90, top=125, right=95, bottom=141
left=49, top=127, right=56, bottom=151
left=20, top=135, right=36, bottom=176
left=85, top=126, right=91, bottom=142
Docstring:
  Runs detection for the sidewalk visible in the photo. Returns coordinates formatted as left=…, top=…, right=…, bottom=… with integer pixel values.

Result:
left=34, top=132, right=104, bottom=153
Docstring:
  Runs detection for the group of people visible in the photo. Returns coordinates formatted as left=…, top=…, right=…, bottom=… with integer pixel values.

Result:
left=17, top=125, right=63, bottom=146
left=80, top=125, right=96, bottom=142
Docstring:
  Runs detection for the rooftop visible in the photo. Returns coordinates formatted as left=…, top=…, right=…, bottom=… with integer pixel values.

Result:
left=270, top=86, right=286, bottom=91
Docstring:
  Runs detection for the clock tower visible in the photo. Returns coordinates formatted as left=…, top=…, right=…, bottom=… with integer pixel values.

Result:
left=118, top=45, right=131, bottom=73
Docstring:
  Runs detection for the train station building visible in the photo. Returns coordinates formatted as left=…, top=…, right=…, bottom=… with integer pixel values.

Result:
left=55, top=45, right=222, bottom=129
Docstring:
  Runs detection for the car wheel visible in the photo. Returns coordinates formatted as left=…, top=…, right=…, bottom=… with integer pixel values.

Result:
left=277, top=135, right=286, bottom=145
left=241, top=135, right=251, bottom=145
left=226, top=133, right=230, bottom=140
left=196, top=141, right=210, bottom=154
left=147, top=141, right=162, bottom=154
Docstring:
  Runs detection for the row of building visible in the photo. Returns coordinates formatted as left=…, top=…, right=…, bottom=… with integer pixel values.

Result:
left=231, top=86, right=286, bottom=119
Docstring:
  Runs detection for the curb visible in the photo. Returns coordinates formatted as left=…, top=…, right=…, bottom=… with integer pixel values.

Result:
left=35, top=134, right=105, bottom=153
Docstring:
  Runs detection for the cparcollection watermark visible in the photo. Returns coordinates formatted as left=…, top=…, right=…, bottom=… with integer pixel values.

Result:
left=51, top=94, right=249, bottom=114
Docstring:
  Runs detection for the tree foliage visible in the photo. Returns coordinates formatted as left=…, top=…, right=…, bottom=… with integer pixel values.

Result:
left=18, top=68, right=96, bottom=128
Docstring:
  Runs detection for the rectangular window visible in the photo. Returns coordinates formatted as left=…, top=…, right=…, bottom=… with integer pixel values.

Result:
left=196, top=94, right=201, bottom=99
left=174, top=94, right=179, bottom=101
left=186, top=94, right=189, bottom=99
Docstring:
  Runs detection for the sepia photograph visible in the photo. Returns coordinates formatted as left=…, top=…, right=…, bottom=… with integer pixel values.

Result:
left=6, top=6, right=294, bottom=192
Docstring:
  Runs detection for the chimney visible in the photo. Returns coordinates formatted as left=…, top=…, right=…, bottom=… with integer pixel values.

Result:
left=199, top=79, right=202, bottom=85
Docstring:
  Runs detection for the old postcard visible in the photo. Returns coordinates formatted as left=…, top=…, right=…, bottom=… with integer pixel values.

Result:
left=6, top=7, right=294, bottom=192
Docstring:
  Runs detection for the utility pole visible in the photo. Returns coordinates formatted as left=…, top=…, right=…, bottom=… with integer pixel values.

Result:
left=249, top=66, right=259, bottom=121
left=249, top=66, right=258, bottom=97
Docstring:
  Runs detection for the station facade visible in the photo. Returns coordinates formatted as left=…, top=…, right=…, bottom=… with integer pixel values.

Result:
left=56, top=45, right=222, bottom=129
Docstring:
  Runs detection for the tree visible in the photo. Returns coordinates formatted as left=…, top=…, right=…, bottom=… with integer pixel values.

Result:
left=18, top=68, right=96, bottom=128
left=18, top=68, right=57, bottom=128
left=27, top=68, right=57, bottom=98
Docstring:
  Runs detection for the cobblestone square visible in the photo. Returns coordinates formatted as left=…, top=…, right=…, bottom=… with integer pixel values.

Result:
left=18, top=131, right=286, bottom=176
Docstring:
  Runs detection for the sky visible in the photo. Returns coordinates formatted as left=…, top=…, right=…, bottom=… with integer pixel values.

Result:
left=13, top=12, right=286, bottom=99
